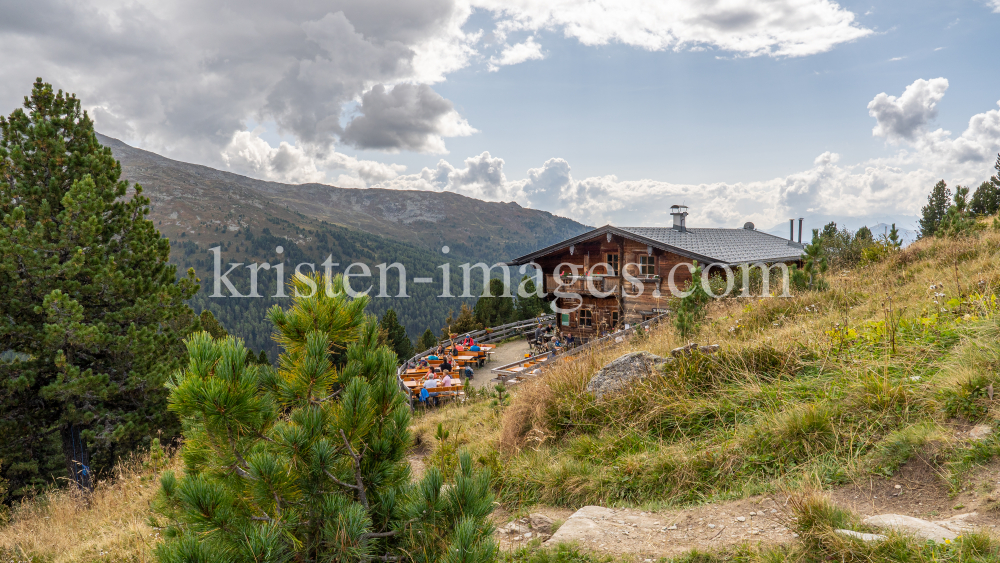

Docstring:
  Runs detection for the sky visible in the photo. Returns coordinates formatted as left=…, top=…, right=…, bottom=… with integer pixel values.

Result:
left=2, top=0, right=1000, bottom=233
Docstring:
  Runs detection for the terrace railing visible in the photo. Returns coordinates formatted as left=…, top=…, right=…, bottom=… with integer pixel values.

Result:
left=490, top=312, right=669, bottom=381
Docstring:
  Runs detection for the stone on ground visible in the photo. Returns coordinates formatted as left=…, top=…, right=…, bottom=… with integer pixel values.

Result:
left=862, top=514, right=959, bottom=542
left=968, top=425, right=993, bottom=441
left=544, top=506, right=615, bottom=545
left=586, top=352, right=668, bottom=399
left=529, top=513, right=554, bottom=534
left=835, top=529, right=887, bottom=542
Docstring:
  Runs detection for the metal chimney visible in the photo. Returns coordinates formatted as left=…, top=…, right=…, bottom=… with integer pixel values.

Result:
left=670, top=205, right=688, bottom=232
left=798, top=218, right=803, bottom=244
left=789, top=219, right=794, bottom=241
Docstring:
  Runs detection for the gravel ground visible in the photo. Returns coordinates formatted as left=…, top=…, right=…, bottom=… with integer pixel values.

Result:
left=466, top=338, right=529, bottom=389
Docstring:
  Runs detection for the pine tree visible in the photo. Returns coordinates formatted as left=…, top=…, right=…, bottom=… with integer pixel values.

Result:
left=970, top=180, right=1000, bottom=217
left=199, top=310, right=229, bottom=340
left=0, top=79, right=198, bottom=497
left=888, top=223, right=903, bottom=249
left=418, top=328, right=437, bottom=352
left=379, top=308, right=414, bottom=364
left=919, top=180, right=951, bottom=238
left=473, top=278, right=516, bottom=327
left=854, top=225, right=873, bottom=244
left=938, top=185, right=980, bottom=237
left=153, top=274, right=496, bottom=562
left=673, top=261, right=710, bottom=339
left=440, top=303, right=481, bottom=339
left=514, top=275, right=545, bottom=320
left=802, top=229, right=828, bottom=289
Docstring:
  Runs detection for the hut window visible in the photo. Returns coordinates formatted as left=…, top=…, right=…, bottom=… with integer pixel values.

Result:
left=606, top=253, right=619, bottom=275
left=639, top=255, right=655, bottom=276
left=610, top=311, right=619, bottom=329
left=579, top=309, right=593, bottom=327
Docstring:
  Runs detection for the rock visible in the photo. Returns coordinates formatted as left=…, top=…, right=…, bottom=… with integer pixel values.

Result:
left=836, top=529, right=887, bottom=542
left=863, top=514, right=959, bottom=542
left=544, top=506, right=615, bottom=546
left=968, top=425, right=993, bottom=441
left=670, top=342, right=720, bottom=357
left=933, top=512, right=978, bottom=533
left=736, top=516, right=746, bottom=522
left=699, top=344, right=720, bottom=354
left=529, top=513, right=554, bottom=534
left=501, top=520, right=530, bottom=535
left=585, top=352, right=668, bottom=399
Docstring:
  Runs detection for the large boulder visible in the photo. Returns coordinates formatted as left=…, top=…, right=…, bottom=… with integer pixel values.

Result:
left=586, top=351, right=668, bottom=399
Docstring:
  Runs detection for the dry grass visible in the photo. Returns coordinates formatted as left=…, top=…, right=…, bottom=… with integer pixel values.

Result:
left=0, top=449, right=178, bottom=563
left=421, top=222, right=1000, bottom=510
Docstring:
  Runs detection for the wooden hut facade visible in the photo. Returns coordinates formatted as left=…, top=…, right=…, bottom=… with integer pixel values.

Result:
left=506, top=206, right=805, bottom=340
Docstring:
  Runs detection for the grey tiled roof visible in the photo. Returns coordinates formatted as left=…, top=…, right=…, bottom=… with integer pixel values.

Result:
left=617, top=227, right=805, bottom=264
left=508, top=225, right=805, bottom=265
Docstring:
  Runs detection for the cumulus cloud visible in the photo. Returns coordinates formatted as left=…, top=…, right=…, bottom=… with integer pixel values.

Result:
left=223, top=129, right=406, bottom=186
left=379, top=151, right=514, bottom=200
left=488, top=36, right=545, bottom=71
left=371, top=79, right=1000, bottom=231
left=0, top=0, right=480, bottom=172
left=475, top=0, right=873, bottom=58
left=868, top=78, right=949, bottom=141
left=341, top=83, right=476, bottom=153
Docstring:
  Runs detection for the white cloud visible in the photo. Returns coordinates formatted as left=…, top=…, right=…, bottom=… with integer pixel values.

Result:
left=991, top=0, right=1000, bottom=13
left=371, top=79, right=1000, bottom=231
left=474, top=0, right=873, bottom=58
left=222, top=129, right=406, bottom=185
left=488, top=36, right=545, bottom=71
left=868, top=78, right=948, bottom=142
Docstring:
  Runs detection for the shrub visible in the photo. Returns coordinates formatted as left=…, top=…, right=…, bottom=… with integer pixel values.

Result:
left=153, top=275, right=496, bottom=562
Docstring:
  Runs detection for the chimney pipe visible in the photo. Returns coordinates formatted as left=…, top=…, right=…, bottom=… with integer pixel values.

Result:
left=798, top=218, right=803, bottom=244
left=670, top=205, right=689, bottom=232
left=789, top=219, right=794, bottom=241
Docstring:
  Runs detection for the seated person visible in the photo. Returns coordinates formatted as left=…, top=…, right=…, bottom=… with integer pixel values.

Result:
left=422, top=374, right=441, bottom=406
left=440, top=356, right=453, bottom=372
left=436, top=344, right=445, bottom=356
left=469, top=343, right=481, bottom=351
left=454, top=344, right=464, bottom=352
left=441, top=373, right=453, bottom=387
left=427, top=354, right=439, bottom=360
left=565, top=334, right=575, bottom=347
left=418, top=358, right=429, bottom=368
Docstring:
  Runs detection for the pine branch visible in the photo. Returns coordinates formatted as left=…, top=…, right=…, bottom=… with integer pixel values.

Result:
left=340, top=429, right=370, bottom=510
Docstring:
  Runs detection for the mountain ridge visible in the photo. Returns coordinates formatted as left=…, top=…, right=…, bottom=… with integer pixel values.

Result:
left=96, top=133, right=590, bottom=265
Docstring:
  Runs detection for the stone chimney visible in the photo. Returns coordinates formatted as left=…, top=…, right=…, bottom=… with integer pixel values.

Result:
left=671, top=205, right=688, bottom=232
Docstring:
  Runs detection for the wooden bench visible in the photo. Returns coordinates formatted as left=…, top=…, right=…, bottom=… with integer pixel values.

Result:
left=411, top=384, right=465, bottom=404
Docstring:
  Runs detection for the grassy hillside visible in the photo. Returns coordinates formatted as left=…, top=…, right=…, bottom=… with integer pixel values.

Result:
left=5, top=221, right=1000, bottom=562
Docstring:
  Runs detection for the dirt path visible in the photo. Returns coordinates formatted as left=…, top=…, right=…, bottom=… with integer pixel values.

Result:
left=494, top=457, right=1000, bottom=558
left=466, top=338, right=529, bottom=389
left=496, top=498, right=797, bottom=559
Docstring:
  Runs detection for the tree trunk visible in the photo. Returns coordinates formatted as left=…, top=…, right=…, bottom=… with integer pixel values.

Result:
left=61, top=423, right=93, bottom=492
